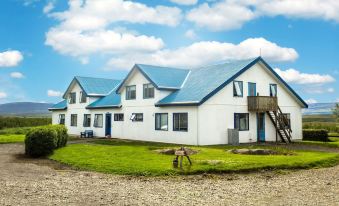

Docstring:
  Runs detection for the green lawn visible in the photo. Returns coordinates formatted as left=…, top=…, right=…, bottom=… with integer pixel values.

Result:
left=301, top=137, right=339, bottom=148
left=0, top=134, right=25, bottom=144
left=50, top=139, right=339, bottom=176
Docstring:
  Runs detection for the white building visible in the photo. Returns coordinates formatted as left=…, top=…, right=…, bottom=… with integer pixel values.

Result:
left=49, top=57, right=307, bottom=145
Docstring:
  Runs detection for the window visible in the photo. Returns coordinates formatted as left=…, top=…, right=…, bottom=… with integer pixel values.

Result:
left=83, top=114, right=91, bottom=127
left=70, top=114, right=77, bottom=126
left=114, top=113, right=124, bottom=121
left=143, top=83, right=154, bottom=99
left=233, top=81, right=243, bottom=97
left=248, top=82, right=256, bottom=96
left=126, top=85, right=136, bottom=100
left=130, top=113, right=143, bottom=122
left=69, top=92, right=76, bottom=104
left=94, top=114, right=103, bottom=128
left=270, top=84, right=277, bottom=97
left=155, top=113, right=168, bottom=131
left=234, top=113, right=249, bottom=131
left=58, top=114, right=65, bottom=125
left=282, top=113, right=291, bottom=129
left=80, top=91, right=87, bottom=103
left=173, top=113, right=188, bottom=132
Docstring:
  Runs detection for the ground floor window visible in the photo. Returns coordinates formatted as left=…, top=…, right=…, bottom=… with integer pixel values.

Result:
left=114, top=113, right=124, bottom=121
left=94, top=114, right=103, bottom=128
left=155, top=113, right=168, bottom=131
left=83, top=114, right=91, bottom=127
left=234, top=113, right=249, bottom=131
left=173, top=113, right=188, bottom=132
left=58, top=114, right=65, bottom=125
left=282, top=113, right=291, bottom=129
left=130, top=113, right=143, bottom=122
left=70, top=114, right=77, bottom=126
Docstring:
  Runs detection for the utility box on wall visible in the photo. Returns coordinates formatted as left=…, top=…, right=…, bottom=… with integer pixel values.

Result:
left=228, top=128, right=239, bottom=145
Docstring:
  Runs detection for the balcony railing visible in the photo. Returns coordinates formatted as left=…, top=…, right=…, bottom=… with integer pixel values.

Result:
left=248, top=96, right=278, bottom=112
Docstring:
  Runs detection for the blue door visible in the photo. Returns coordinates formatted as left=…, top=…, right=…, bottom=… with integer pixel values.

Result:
left=257, top=113, right=265, bottom=142
left=105, top=113, right=112, bottom=136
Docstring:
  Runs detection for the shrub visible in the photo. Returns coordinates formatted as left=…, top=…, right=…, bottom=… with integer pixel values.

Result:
left=25, top=124, right=68, bottom=157
left=303, top=129, right=329, bottom=142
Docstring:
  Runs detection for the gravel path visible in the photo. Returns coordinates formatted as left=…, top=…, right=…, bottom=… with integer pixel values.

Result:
left=0, top=143, right=339, bottom=206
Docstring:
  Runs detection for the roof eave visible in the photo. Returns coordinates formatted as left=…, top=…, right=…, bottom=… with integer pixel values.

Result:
left=86, top=105, right=122, bottom=109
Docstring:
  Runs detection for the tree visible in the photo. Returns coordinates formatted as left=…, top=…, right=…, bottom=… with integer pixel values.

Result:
left=333, top=103, right=339, bottom=122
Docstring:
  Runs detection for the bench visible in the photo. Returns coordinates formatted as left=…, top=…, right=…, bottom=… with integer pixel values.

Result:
left=80, top=130, right=94, bottom=138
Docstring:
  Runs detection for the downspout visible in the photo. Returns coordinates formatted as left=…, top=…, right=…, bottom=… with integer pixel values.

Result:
left=196, top=106, right=199, bottom=146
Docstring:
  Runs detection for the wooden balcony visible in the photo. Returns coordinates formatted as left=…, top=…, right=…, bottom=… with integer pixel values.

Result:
left=248, top=96, right=278, bottom=112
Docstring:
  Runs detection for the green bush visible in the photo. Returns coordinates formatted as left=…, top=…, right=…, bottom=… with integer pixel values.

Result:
left=303, top=129, right=329, bottom=142
left=25, top=124, right=68, bottom=157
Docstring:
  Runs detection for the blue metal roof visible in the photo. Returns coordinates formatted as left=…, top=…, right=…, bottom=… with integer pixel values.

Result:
left=48, top=99, right=67, bottom=111
left=87, top=89, right=121, bottom=109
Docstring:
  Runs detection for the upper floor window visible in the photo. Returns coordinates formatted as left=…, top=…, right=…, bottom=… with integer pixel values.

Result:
left=281, top=113, right=291, bottom=129
left=126, top=85, right=136, bottom=100
left=155, top=113, right=168, bottom=131
left=233, top=81, right=243, bottom=97
left=70, top=114, right=77, bottom=126
left=130, top=113, right=143, bottom=122
left=248, top=82, right=256, bottom=96
left=234, top=113, right=249, bottom=131
left=94, top=114, right=103, bottom=128
left=114, top=113, right=124, bottom=121
left=80, top=91, right=87, bottom=103
left=143, top=83, right=154, bottom=99
left=58, top=114, right=65, bottom=125
left=173, top=113, right=188, bottom=132
left=270, top=84, right=277, bottom=97
left=83, top=114, right=91, bottom=127
left=69, top=92, right=76, bottom=104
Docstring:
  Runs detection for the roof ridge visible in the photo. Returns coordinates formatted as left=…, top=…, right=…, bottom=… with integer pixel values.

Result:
left=75, top=76, right=121, bottom=81
left=136, top=63, right=189, bottom=71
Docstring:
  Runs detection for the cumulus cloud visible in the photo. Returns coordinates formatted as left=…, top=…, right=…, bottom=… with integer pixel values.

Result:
left=187, top=0, right=339, bottom=31
left=10, top=72, right=25, bottom=79
left=274, top=68, right=335, bottom=84
left=305, top=98, right=318, bottom=104
left=47, top=90, right=63, bottom=97
left=185, top=29, right=197, bottom=39
left=170, top=0, right=198, bottom=6
left=43, top=1, right=55, bottom=14
left=0, top=50, right=23, bottom=67
left=107, top=37, right=298, bottom=70
left=0, top=92, right=7, bottom=99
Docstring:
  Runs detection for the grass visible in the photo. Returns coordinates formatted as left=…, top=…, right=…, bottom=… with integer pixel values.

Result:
left=50, top=139, right=339, bottom=176
left=0, top=134, right=25, bottom=144
left=301, top=137, right=339, bottom=148
left=0, top=127, right=33, bottom=135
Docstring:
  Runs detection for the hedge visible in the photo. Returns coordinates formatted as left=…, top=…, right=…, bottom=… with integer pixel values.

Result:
left=302, top=129, right=329, bottom=142
left=25, top=125, right=68, bottom=157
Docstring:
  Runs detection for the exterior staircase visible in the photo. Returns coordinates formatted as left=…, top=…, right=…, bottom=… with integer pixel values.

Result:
left=267, top=106, right=292, bottom=143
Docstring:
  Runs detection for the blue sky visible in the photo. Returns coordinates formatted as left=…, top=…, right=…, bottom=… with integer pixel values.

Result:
left=0, top=0, right=338, bottom=104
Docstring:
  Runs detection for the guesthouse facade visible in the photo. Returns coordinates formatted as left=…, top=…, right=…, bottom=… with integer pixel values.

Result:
left=49, top=57, right=307, bottom=145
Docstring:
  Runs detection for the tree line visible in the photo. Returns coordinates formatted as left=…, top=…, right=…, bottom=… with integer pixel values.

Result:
left=0, top=116, right=51, bottom=130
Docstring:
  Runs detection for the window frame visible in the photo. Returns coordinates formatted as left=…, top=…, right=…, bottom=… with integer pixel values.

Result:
left=94, top=114, right=103, bottom=128
left=130, top=113, right=143, bottom=122
left=233, top=81, right=243, bottom=97
left=173, top=113, right=188, bottom=132
left=269, top=84, right=277, bottom=97
left=83, top=114, right=91, bottom=127
left=282, top=113, right=291, bottom=129
left=143, top=83, right=155, bottom=99
left=58, top=114, right=65, bottom=125
left=248, top=82, right=256, bottom=97
left=69, top=92, right=76, bottom=104
left=234, top=113, right=249, bottom=131
left=114, top=113, right=124, bottom=121
left=79, top=91, right=87, bottom=103
left=155, top=113, right=168, bottom=131
left=70, top=114, right=77, bottom=127
left=125, top=85, right=136, bottom=100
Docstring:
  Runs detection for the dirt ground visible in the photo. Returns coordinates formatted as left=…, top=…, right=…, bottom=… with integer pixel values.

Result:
left=0, top=143, right=339, bottom=206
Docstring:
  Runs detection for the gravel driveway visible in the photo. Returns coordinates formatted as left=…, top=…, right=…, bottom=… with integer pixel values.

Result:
left=0, top=143, right=338, bottom=206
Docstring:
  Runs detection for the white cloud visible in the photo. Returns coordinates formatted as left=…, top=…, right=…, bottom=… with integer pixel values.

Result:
left=170, top=0, right=198, bottom=6
left=43, top=1, right=55, bottom=14
left=185, top=29, right=197, bottom=39
left=327, top=87, right=335, bottom=93
left=0, top=92, right=7, bottom=99
left=305, top=87, right=335, bottom=94
left=274, top=68, right=335, bottom=84
left=305, top=98, right=318, bottom=104
left=187, top=0, right=339, bottom=31
left=0, top=50, right=23, bottom=67
left=47, top=90, right=62, bottom=97
left=107, top=37, right=298, bottom=70
left=10, top=72, right=25, bottom=79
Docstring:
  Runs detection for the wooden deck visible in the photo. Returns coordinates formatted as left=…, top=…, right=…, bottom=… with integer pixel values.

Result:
left=248, top=96, right=278, bottom=112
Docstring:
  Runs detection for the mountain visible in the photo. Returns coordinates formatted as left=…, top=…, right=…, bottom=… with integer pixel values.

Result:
left=0, top=102, right=53, bottom=116
left=302, top=103, right=336, bottom=115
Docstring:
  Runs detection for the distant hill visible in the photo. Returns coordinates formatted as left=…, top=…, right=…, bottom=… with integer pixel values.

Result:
left=0, top=102, right=53, bottom=116
left=302, top=103, right=336, bottom=115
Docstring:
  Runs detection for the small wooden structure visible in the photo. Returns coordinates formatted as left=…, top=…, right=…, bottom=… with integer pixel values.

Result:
left=247, top=96, right=278, bottom=112
left=173, top=147, right=192, bottom=168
